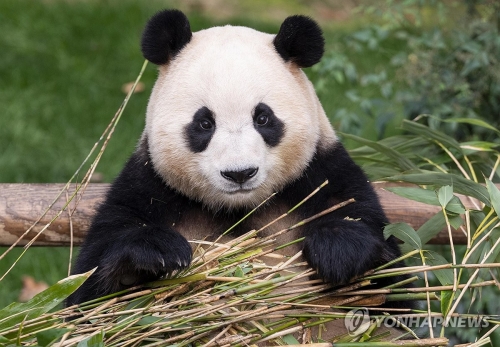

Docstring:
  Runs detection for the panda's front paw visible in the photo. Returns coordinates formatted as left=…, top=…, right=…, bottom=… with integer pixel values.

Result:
left=99, top=227, right=192, bottom=292
left=302, top=222, right=384, bottom=286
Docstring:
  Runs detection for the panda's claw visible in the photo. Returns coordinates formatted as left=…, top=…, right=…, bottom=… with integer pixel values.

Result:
left=302, top=221, right=385, bottom=286
left=97, top=226, right=192, bottom=293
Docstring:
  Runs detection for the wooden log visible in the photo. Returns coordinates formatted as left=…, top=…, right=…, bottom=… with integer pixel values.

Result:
left=0, top=184, right=106, bottom=247
left=373, top=182, right=476, bottom=245
left=0, top=183, right=494, bottom=247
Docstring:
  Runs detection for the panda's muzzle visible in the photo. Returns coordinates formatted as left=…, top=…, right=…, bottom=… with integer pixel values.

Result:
left=221, top=167, right=258, bottom=184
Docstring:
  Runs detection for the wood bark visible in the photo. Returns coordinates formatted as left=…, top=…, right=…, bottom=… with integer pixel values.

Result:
left=0, top=183, right=494, bottom=247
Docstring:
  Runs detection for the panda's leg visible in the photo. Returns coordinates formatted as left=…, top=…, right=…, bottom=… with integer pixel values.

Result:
left=67, top=145, right=192, bottom=306
left=68, top=217, right=192, bottom=305
left=302, top=220, right=412, bottom=310
left=285, top=142, right=405, bottom=291
left=302, top=217, right=391, bottom=285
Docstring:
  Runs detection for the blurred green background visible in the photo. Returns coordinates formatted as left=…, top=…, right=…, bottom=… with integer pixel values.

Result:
left=1, top=1, right=499, bottom=343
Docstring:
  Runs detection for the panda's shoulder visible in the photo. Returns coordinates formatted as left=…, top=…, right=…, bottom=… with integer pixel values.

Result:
left=279, top=141, right=376, bottom=204
left=103, top=138, right=188, bottom=214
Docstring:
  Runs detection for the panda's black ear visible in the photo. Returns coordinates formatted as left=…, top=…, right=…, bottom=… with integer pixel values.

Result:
left=141, top=9, right=192, bottom=65
left=273, top=15, right=324, bottom=68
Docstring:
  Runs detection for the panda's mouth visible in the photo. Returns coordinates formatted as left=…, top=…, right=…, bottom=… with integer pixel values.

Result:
left=224, top=187, right=255, bottom=195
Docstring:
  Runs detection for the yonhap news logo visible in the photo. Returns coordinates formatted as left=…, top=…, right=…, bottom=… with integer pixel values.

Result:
left=344, top=308, right=493, bottom=336
left=344, top=308, right=370, bottom=335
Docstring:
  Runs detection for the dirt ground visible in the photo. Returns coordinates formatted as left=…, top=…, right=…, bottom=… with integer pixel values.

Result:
left=177, top=0, right=360, bottom=23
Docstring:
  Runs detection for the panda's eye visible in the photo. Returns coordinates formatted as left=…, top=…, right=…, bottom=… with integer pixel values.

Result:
left=255, top=114, right=269, bottom=126
left=199, top=119, right=214, bottom=130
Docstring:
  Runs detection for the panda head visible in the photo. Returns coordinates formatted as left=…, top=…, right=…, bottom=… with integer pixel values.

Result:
left=142, top=9, right=336, bottom=210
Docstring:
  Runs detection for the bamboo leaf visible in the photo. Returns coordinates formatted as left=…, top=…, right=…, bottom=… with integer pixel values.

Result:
left=281, top=334, right=300, bottom=344
left=401, top=120, right=462, bottom=152
left=400, top=212, right=446, bottom=253
left=445, top=196, right=466, bottom=215
left=384, top=172, right=490, bottom=206
left=356, top=166, right=402, bottom=181
left=441, top=117, right=500, bottom=134
left=340, top=132, right=417, bottom=171
left=448, top=214, right=464, bottom=229
left=481, top=232, right=500, bottom=264
left=440, top=291, right=454, bottom=317
left=37, top=328, right=70, bottom=347
left=76, top=330, right=104, bottom=347
left=477, top=244, right=494, bottom=280
left=234, top=266, right=245, bottom=278
left=486, top=178, right=500, bottom=217
left=424, top=251, right=454, bottom=285
left=384, top=223, right=422, bottom=250
left=461, top=141, right=500, bottom=153
left=437, top=185, right=453, bottom=208
left=137, top=316, right=164, bottom=326
left=385, top=186, right=440, bottom=206
left=0, top=270, right=93, bottom=330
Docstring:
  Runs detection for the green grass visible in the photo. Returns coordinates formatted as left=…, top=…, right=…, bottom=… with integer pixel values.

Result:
left=0, top=0, right=412, bottom=309
left=0, top=248, right=71, bottom=306
left=1, top=0, right=154, bottom=183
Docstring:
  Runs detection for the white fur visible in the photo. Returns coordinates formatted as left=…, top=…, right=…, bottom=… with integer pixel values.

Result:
left=146, top=25, right=336, bottom=210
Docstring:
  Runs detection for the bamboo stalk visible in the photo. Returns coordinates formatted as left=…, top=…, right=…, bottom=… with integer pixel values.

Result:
left=0, top=182, right=498, bottom=347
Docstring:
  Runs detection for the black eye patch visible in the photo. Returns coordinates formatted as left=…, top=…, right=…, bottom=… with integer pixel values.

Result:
left=253, top=103, right=285, bottom=147
left=184, top=107, right=216, bottom=153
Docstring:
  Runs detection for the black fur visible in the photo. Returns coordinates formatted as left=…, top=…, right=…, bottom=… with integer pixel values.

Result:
left=141, top=9, right=192, bottom=65
left=67, top=140, right=193, bottom=305
left=68, top=139, right=406, bottom=306
left=184, top=107, right=216, bottom=153
left=273, top=15, right=324, bottom=68
left=281, top=144, right=405, bottom=292
left=253, top=103, right=285, bottom=147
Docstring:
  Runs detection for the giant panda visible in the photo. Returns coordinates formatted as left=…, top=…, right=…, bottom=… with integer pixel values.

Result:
left=67, top=9, right=405, bottom=306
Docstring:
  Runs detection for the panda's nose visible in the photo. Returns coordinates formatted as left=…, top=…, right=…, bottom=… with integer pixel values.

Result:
left=221, top=168, right=258, bottom=184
